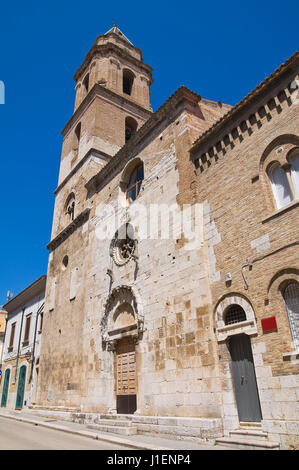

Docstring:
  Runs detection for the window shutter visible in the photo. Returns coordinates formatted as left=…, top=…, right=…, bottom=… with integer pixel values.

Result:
left=269, top=165, right=292, bottom=209
left=290, top=154, right=299, bottom=198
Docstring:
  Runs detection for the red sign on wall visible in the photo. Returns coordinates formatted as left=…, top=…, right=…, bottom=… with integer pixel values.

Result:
left=261, top=316, right=277, bottom=333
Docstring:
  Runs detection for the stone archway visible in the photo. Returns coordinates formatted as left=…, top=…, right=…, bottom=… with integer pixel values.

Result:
left=214, top=293, right=258, bottom=342
left=101, top=286, right=144, bottom=414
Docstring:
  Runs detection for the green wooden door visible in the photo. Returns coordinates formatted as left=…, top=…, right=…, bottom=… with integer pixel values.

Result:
left=1, top=369, right=11, bottom=407
left=15, top=365, right=26, bottom=409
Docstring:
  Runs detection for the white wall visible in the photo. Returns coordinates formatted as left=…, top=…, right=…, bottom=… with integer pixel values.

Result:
left=2, top=291, right=45, bottom=408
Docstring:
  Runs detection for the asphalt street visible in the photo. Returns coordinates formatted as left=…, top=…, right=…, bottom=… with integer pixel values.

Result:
left=0, top=416, right=131, bottom=450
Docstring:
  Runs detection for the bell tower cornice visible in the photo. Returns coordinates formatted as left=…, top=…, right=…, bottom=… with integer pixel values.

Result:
left=61, top=82, right=152, bottom=138
left=73, top=42, right=153, bottom=84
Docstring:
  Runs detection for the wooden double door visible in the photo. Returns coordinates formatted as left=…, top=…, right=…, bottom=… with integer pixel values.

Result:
left=115, top=337, right=137, bottom=414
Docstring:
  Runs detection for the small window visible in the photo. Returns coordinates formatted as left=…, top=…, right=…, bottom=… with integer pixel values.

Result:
left=123, top=69, right=134, bottom=95
left=283, top=281, right=299, bottom=349
left=225, top=305, right=247, bottom=325
left=8, top=322, right=16, bottom=350
left=126, top=162, right=144, bottom=202
left=62, top=255, right=69, bottom=270
left=83, top=73, right=89, bottom=94
left=74, top=122, right=81, bottom=144
left=38, top=313, right=43, bottom=334
left=23, top=313, right=32, bottom=345
left=125, top=116, right=138, bottom=143
left=65, top=193, right=75, bottom=221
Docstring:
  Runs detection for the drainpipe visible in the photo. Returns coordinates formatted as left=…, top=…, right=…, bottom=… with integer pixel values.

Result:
left=29, top=302, right=44, bottom=384
left=13, top=307, right=25, bottom=384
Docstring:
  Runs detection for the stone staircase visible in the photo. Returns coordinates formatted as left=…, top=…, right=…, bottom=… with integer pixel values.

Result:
left=86, top=414, right=137, bottom=436
left=215, top=422, right=280, bottom=450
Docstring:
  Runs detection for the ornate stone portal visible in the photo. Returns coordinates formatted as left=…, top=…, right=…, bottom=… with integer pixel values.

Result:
left=101, top=285, right=144, bottom=351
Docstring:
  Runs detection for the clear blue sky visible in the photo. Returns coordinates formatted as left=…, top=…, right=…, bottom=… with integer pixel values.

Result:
left=0, top=0, right=298, bottom=305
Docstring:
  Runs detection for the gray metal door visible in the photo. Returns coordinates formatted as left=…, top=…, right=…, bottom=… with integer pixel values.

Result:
left=229, top=334, right=262, bottom=422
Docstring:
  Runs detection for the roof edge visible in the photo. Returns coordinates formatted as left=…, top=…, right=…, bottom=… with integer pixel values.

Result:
left=3, top=275, right=47, bottom=312
left=190, top=51, right=299, bottom=153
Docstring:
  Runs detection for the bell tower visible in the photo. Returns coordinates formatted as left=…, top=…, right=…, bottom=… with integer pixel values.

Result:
left=57, top=25, right=153, bottom=188
left=74, top=25, right=153, bottom=112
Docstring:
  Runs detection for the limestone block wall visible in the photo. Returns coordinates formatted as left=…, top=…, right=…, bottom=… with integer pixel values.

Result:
left=38, top=103, right=228, bottom=419
left=79, top=130, right=222, bottom=416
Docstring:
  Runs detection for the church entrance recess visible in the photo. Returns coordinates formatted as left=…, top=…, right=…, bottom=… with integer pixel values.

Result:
left=115, top=336, right=137, bottom=414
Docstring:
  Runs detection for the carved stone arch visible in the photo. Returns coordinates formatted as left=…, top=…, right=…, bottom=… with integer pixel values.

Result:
left=214, top=293, right=258, bottom=342
left=101, top=285, right=144, bottom=350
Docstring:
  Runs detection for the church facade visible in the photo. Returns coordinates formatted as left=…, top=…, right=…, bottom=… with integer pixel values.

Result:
left=35, top=27, right=299, bottom=449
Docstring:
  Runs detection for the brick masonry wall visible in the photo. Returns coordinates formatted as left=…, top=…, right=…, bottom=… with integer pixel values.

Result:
left=191, top=70, right=299, bottom=448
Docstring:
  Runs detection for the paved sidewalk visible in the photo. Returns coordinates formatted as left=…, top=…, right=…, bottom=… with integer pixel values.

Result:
left=0, top=409, right=229, bottom=450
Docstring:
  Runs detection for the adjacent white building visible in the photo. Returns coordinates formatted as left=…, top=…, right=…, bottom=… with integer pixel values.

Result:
left=0, top=276, right=46, bottom=410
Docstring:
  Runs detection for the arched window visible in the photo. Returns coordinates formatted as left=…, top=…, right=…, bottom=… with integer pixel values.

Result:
left=126, top=162, right=144, bottom=202
left=267, top=163, right=292, bottom=209
left=289, top=153, right=299, bottom=199
left=123, top=69, right=134, bottom=95
left=65, top=193, right=75, bottom=221
left=283, top=281, right=299, bottom=349
left=83, top=73, right=89, bottom=94
left=125, top=116, right=138, bottom=143
left=74, top=122, right=81, bottom=144
left=224, top=304, right=247, bottom=325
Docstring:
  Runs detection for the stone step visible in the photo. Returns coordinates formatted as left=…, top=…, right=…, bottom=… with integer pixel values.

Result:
left=216, top=436, right=280, bottom=450
left=230, top=429, right=268, bottom=441
left=94, top=418, right=134, bottom=427
left=239, top=421, right=262, bottom=428
left=28, top=405, right=80, bottom=413
left=99, top=414, right=134, bottom=422
left=87, top=423, right=137, bottom=436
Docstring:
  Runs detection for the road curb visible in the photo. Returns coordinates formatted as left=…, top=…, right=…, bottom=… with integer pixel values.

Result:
left=0, top=412, right=172, bottom=450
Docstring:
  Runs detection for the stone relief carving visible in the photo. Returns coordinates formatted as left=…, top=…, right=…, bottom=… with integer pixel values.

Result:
left=101, top=285, right=144, bottom=350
